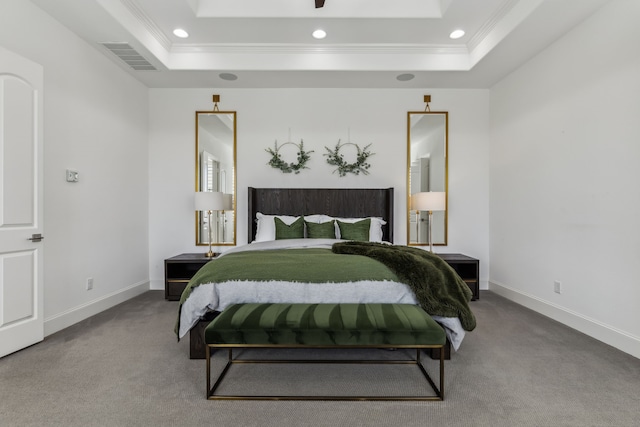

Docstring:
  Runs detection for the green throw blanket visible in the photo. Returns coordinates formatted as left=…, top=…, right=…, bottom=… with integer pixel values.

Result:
left=332, top=241, right=476, bottom=331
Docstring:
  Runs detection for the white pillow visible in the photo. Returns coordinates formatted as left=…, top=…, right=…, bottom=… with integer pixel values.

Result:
left=332, top=217, right=386, bottom=242
left=254, top=212, right=300, bottom=242
left=304, top=214, right=334, bottom=224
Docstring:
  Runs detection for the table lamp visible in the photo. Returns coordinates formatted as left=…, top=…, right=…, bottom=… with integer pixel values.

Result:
left=411, top=191, right=446, bottom=252
left=195, top=191, right=224, bottom=257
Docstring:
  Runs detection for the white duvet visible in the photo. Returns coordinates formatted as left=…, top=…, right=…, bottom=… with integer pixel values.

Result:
left=178, top=239, right=465, bottom=350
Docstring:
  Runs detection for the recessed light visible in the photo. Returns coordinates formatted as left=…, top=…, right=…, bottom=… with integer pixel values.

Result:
left=396, top=73, right=415, bottom=82
left=449, top=29, right=465, bottom=39
left=219, top=73, right=238, bottom=81
left=173, top=28, right=189, bottom=38
left=312, top=29, right=327, bottom=39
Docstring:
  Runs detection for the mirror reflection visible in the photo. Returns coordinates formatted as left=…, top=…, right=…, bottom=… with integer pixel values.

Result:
left=196, top=111, right=236, bottom=246
left=407, top=112, right=448, bottom=246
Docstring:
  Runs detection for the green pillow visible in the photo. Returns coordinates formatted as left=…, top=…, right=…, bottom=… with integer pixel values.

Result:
left=275, top=217, right=304, bottom=239
left=337, top=219, right=370, bottom=241
left=305, top=220, right=336, bottom=239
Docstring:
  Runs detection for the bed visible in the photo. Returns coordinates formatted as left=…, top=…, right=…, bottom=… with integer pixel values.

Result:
left=177, top=187, right=475, bottom=359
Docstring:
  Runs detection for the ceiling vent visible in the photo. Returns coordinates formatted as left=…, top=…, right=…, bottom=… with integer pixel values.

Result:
left=99, top=42, right=157, bottom=71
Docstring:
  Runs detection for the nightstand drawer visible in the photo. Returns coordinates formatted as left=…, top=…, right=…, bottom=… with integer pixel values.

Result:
left=166, top=280, right=192, bottom=300
left=164, top=253, right=213, bottom=301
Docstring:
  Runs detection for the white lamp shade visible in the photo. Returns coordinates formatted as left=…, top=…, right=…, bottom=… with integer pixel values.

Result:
left=195, top=191, right=224, bottom=211
left=222, top=193, right=233, bottom=211
left=411, top=191, right=446, bottom=211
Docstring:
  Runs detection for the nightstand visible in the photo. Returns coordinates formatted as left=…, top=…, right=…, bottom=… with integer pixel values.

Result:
left=164, top=253, right=214, bottom=300
left=437, top=253, right=480, bottom=301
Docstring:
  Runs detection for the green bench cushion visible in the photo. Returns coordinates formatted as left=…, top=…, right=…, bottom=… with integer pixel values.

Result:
left=205, top=303, right=446, bottom=346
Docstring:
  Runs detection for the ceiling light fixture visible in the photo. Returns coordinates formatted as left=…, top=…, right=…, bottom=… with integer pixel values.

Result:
left=396, top=73, right=415, bottom=81
left=173, top=28, right=189, bottom=38
left=312, top=29, right=327, bottom=39
left=449, top=29, right=465, bottom=39
left=219, top=73, right=238, bottom=81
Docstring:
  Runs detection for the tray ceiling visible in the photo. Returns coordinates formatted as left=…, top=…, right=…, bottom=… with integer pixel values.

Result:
left=30, top=0, right=609, bottom=88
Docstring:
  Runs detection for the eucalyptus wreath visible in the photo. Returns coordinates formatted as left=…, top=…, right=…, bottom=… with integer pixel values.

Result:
left=265, top=140, right=314, bottom=174
left=324, top=140, right=374, bottom=177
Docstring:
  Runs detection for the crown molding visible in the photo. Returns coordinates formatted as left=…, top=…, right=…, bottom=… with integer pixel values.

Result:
left=120, top=0, right=172, bottom=51
left=171, top=43, right=470, bottom=55
left=467, top=0, right=520, bottom=52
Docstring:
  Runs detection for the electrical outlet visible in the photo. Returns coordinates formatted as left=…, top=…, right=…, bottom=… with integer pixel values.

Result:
left=86, top=277, right=94, bottom=290
left=554, top=280, right=562, bottom=294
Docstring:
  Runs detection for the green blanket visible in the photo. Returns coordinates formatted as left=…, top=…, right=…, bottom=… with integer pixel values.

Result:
left=332, top=242, right=476, bottom=331
left=178, top=248, right=400, bottom=306
left=176, top=243, right=476, bottom=337
left=175, top=248, right=401, bottom=337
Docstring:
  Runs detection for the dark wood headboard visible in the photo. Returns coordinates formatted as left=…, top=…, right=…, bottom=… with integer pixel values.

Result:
left=248, top=187, right=394, bottom=243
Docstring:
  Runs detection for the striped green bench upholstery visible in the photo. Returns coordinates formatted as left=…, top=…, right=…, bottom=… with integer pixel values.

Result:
left=205, top=303, right=446, bottom=346
left=205, top=303, right=446, bottom=401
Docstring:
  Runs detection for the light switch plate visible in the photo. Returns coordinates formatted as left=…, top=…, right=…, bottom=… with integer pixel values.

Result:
left=66, top=169, right=79, bottom=182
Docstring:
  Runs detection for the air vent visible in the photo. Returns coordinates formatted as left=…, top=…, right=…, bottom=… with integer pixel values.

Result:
left=99, top=42, right=157, bottom=71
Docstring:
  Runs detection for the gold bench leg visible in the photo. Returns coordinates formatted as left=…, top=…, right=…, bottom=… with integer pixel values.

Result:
left=207, top=346, right=233, bottom=399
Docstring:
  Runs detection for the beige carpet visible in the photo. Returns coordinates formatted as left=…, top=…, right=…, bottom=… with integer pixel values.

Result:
left=1, top=290, right=638, bottom=427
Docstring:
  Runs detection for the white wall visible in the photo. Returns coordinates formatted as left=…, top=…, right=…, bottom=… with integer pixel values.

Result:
left=0, top=0, right=150, bottom=335
left=489, top=0, right=640, bottom=358
left=148, top=89, right=490, bottom=290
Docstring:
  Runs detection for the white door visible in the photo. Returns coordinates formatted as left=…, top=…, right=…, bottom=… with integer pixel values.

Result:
left=0, top=47, right=44, bottom=358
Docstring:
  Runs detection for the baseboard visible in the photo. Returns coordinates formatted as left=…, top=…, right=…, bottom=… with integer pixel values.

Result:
left=489, top=281, right=640, bottom=360
left=44, top=280, right=150, bottom=337
left=149, top=278, right=164, bottom=291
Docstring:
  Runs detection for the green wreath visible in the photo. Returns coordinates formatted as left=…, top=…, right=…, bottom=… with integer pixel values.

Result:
left=324, top=140, right=374, bottom=177
left=266, top=140, right=314, bottom=174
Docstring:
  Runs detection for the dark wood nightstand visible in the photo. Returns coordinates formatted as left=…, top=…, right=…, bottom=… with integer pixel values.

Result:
left=164, top=253, right=214, bottom=300
left=437, top=253, right=480, bottom=301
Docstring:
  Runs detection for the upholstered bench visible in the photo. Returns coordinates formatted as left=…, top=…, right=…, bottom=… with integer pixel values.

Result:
left=205, top=303, right=446, bottom=400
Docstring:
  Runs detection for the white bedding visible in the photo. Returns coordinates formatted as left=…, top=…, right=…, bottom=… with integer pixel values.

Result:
left=178, top=239, right=466, bottom=350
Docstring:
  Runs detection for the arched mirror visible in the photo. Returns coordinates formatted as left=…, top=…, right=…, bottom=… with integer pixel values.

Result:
left=407, top=111, right=448, bottom=246
left=196, top=107, right=236, bottom=246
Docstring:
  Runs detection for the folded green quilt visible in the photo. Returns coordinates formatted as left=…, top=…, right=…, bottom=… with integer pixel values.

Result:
left=332, top=242, right=476, bottom=331
left=178, top=248, right=400, bottom=306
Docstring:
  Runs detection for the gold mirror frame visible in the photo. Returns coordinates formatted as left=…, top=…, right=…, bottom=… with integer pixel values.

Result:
left=407, top=111, right=448, bottom=246
left=195, top=110, right=237, bottom=246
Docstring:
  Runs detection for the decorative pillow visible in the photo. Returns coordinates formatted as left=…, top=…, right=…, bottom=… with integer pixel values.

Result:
left=333, top=217, right=386, bottom=242
left=275, top=216, right=305, bottom=239
left=305, top=220, right=336, bottom=239
left=254, top=212, right=299, bottom=242
left=337, top=219, right=371, bottom=241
